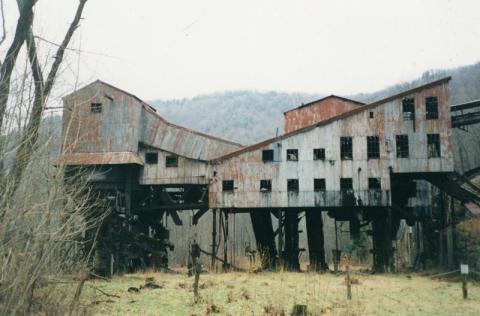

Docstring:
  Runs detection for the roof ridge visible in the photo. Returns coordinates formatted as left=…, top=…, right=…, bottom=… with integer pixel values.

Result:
left=283, top=94, right=365, bottom=114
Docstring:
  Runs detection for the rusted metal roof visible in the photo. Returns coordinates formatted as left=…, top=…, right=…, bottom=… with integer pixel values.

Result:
left=214, top=77, right=452, bottom=161
left=95, top=81, right=243, bottom=149
left=62, top=80, right=244, bottom=163
left=60, top=152, right=144, bottom=166
left=283, top=95, right=365, bottom=114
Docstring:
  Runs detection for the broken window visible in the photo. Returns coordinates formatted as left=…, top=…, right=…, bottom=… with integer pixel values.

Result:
left=367, top=136, right=380, bottom=159
left=314, top=178, right=326, bottom=192
left=287, top=179, right=299, bottom=192
left=260, top=180, right=272, bottom=192
left=165, top=155, right=178, bottom=167
left=262, top=149, right=274, bottom=162
left=368, top=178, right=381, bottom=190
left=287, top=149, right=298, bottom=161
left=145, top=152, right=158, bottom=164
left=427, top=133, right=441, bottom=158
left=402, top=97, right=415, bottom=120
left=340, top=137, right=353, bottom=160
left=369, top=111, right=374, bottom=119
left=340, top=178, right=354, bottom=205
left=340, top=178, right=353, bottom=191
left=90, top=102, right=102, bottom=113
left=426, top=96, right=439, bottom=120
left=396, top=135, right=409, bottom=158
left=223, top=180, right=234, bottom=192
left=313, top=148, right=325, bottom=160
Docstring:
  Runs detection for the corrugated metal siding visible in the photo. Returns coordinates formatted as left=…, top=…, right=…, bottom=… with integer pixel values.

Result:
left=210, top=81, right=453, bottom=209
left=62, top=81, right=243, bottom=186
left=284, top=96, right=363, bottom=133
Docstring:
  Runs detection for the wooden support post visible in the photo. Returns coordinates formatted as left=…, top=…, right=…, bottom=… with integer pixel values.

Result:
left=439, top=192, right=446, bottom=268
left=284, top=210, right=300, bottom=271
left=278, top=209, right=283, bottom=269
left=211, top=209, right=217, bottom=272
left=334, top=219, right=339, bottom=274
left=386, top=208, right=393, bottom=272
left=250, top=210, right=277, bottom=269
left=223, top=210, right=229, bottom=271
left=306, top=210, right=327, bottom=271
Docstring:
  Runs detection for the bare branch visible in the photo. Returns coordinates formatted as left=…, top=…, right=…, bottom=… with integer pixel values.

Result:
left=0, top=0, right=34, bottom=132
left=0, top=0, right=6, bottom=47
left=5, top=0, right=88, bottom=202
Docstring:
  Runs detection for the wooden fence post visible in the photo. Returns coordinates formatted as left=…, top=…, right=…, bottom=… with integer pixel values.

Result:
left=346, top=264, right=352, bottom=300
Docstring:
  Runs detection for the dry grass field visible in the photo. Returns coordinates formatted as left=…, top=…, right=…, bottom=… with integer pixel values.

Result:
left=81, top=270, right=480, bottom=315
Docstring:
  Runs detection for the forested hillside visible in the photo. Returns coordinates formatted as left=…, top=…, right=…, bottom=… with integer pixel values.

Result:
left=151, top=62, right=480, bottom=145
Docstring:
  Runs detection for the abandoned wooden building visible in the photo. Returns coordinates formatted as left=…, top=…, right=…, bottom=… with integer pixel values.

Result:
left=61, top=77, right=480, bottom=274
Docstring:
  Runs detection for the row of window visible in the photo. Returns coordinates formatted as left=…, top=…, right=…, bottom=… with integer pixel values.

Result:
left=402, top=96, right=439, bottom=120
left=145, top=152, right=179, bottom=167
left=222, top=177, right=382, bottom=192
left=263, top=133, right=441, bottom=162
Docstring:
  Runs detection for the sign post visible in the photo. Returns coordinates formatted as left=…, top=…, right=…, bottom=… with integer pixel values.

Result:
left=460, top=264, right=468, bottom=299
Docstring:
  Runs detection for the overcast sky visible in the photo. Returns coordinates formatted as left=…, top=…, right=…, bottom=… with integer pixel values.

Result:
left=4, top=0, right=480, bottom=100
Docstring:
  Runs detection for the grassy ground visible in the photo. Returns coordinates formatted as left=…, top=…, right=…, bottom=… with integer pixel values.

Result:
left=83, top=270, right=480, bottom=315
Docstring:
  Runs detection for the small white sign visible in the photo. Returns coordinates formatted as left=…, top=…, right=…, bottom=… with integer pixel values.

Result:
left=461, top=264, right=469, bottom=275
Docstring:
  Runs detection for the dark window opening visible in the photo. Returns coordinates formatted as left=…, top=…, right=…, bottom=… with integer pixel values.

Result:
left=369, top=111, right=374, bottom=119
left=426, top=96, right=439, bottom=120
left=287, top=179, right=299, bottom=192
left=90, top=102, right=102, bottom=113
left=340, top=137, right=353, bottom=160
left=313, top=148, right=325, bottom=160
left=314, top=178, right=326, bottom=192
left=402, top=97, right=415, bottom=120
left=166, top=155, right=178, bottom=167
left=396, top=135, right=409, bottom=158
left=367, top=136, right=380, bottom=159
left=368, top=178, right=381, bottom=190
left=262, top=149, right=274, bottom=162
left=340, top=178, right=353, bottom=191
left=427, top=133, right=441, bottom=158
left=260, top=180, right=272, bottom=192
left=287, top=149, right=298, bottom=161
left=223, top=180, right=234, bottom=192
left=145, top=152, right=158, bottom=164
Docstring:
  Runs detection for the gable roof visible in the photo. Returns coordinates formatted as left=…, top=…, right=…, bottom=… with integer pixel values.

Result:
left=283, top=95, right=365, bottom=115
left=63, top=80, right=244, bottom=149
left=215, top=77, right=451, bottom=161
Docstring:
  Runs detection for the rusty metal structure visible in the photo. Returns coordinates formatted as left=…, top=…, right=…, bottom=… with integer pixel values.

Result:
left=61, top=77, right=480, bottom=274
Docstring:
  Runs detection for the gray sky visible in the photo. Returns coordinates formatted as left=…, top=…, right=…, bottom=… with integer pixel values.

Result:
left=4, top=0, right=480, bottom=100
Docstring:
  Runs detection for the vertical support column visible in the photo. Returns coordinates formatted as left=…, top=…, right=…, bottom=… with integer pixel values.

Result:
left=386, top=208, right=393, bottom=271
left=306, top=210, right=327, bottom=271
left=250, top=210, right=277, bottom=269
left=277, top=209, right=284, bottom=269
left=372, top=214, right=387, bottom=273
left=223, top=210, right=229, bottom=271
left=334, top=219, right=340, bottom=273
left=439, top=191, right=446, bottom=268
left=284, top=210, right=300, bottom=271
left=211, top=209, right=217, bottom=272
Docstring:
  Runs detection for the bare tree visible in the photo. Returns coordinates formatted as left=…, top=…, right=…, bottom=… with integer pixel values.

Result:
left=0, top=1, right=105, bottom=314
